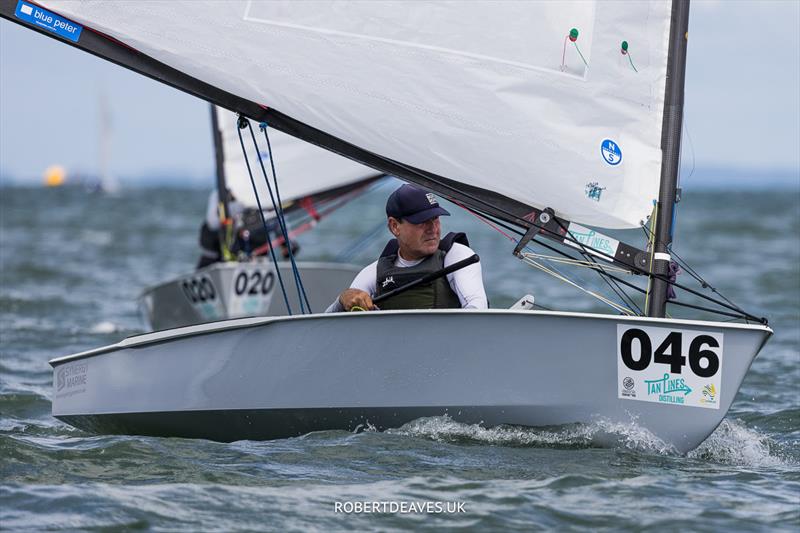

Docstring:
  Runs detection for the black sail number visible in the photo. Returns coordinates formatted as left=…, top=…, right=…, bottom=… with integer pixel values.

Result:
left=620, top=329, right=652, bottom=371
left=620, top=328, right=721, bottom=378
left=689, top=335, right=720, bottom=378
left=182, top=276, right=216, bottom=303
left=235, top=271, right=275, bottom=297
left=653, top=332, right=686, bottom=374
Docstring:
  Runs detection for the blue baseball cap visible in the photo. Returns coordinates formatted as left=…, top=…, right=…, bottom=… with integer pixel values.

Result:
left=386, top=184, right=450, bottom=224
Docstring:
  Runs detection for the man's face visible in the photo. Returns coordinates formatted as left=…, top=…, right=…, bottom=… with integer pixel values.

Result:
left=389, top=216, right=441, bottom=260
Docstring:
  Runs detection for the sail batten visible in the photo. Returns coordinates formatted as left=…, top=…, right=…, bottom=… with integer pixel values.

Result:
left=15, top=0, right=673, bottom=229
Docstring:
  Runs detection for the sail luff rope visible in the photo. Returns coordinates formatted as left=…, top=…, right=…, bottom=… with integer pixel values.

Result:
left=235, top=119, right=293, bottom=315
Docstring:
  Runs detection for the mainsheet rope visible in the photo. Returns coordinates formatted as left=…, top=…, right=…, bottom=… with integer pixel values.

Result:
left=235, top=117, right=293, bottom=315
left=256, top=121, right=312, bottom=313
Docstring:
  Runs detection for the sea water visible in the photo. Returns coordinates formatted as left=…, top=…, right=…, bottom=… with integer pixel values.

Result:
left=1, top=183, right=797, bottom=531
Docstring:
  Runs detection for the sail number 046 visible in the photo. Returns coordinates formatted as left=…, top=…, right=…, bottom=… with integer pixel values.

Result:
left=619, top=329, right=720, bottom=378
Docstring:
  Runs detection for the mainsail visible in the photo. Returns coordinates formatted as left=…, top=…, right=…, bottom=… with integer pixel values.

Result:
left=212, top=106, right=382, bottom=213
left=17, top=0, right=671, bottom=230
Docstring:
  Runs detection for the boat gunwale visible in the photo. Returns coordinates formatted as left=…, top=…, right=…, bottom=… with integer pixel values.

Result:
left=49, top=309, right=773, bottom=367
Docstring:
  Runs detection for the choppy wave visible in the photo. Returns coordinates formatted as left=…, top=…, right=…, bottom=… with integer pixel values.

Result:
left=392, top=415, right=795, bottom=468
left=1, top=187, right=798, bottom=530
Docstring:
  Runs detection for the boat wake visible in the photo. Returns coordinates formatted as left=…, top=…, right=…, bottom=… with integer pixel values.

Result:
left=687, top=418, right=792, bottom=467
left=389, top=415, right=793, bottom=467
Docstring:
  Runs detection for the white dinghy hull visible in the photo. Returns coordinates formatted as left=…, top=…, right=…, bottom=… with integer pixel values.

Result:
left=139, top=261, right=361, bottom=330
left=50, top=310, right=770, bottom=453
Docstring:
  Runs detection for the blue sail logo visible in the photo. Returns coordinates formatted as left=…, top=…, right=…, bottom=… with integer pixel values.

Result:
left=601, top=139, right=622, bottom=165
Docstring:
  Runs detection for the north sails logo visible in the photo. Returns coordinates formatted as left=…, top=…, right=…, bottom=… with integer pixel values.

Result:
left=382, top=276, right=395, bottom=288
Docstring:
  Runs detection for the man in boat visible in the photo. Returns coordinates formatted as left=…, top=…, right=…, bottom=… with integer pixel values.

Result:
left=326, top=184, right=487, bottom=311
left=197, top=190, right=299, bottom=269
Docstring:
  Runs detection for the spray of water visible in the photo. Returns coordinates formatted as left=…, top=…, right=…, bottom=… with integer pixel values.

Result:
left=391, top=415, right=792, bottom=468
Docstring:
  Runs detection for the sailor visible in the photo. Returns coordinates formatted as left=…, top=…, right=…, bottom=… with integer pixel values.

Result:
left=197, top=190, right=299, bottom=268
left=326, top=184, right=488, bottom=312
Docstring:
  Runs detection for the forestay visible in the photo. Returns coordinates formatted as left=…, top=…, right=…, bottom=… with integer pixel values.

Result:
left=215, top=107, right=379, bottom=210
left=42, top=0, right=671, bottom=228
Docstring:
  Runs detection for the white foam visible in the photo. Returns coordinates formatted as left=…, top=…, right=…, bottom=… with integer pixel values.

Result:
left=688, top=419, right=790, bottom=468
left=89, top=321, right=117, bottom=334
left=389, top=414, right=677, bottom=454
left=391, top=415, right=793, bottom=467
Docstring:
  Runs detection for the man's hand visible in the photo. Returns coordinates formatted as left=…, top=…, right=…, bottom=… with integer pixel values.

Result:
left=339, top=289, right=377, bottom=311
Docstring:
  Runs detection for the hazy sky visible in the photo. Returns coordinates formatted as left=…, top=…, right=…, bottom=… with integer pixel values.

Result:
left=1, top=1, right=798, bottom=185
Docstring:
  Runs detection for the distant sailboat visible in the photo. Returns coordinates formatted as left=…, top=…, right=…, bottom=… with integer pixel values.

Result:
left=96, top=87, right=119, bottom=194
left=138, top=104, right=384, bottom=330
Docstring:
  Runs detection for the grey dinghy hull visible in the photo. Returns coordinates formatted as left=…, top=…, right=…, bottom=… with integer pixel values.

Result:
left=139, top=261, right=361, bottom=331
left=50, top=310, right=771, bottom=453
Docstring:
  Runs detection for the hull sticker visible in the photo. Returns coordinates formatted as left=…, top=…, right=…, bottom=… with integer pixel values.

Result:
left=617, top=325, right=723, bottom=409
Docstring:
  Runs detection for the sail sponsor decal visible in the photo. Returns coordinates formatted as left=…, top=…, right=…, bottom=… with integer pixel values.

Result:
left=14, top=1, right=82, bottom=43
left=564, top=222, right=619, bottom=261
left=600, top=139, right=622, bottom=165
left=585, top=182, right=606, bottom=202
left=617, top=325, right=724, bottom=409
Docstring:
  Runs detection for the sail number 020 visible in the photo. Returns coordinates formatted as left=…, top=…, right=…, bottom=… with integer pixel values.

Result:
left=234, top=270, right=275, bottom=296
left=620, top=329, right=720, bottom=378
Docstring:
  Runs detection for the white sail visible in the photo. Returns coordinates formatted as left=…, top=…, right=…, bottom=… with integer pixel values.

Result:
left=43, top=1, right=671, bottom=228
left=214, top=106, right=380, bottom=210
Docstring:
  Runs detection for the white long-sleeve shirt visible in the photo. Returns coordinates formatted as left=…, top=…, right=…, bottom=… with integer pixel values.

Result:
left=325, top=243, right=488, bottom=312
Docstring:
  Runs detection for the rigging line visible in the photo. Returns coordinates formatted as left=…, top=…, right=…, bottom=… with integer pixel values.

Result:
left=235, top=120, right=293, bottom=315
left=336, top=220, right=387, bottom=262
left=640, top=220, right=747, bottom=314
left=643, top=202, right=658, bottom=313
left=456, top=204, right=760, bottom=321
left=260, top=123, right=313, bottom=314
left=454, top=200, right=636, bottom=314
left=520, top=252, right=629, bottom=273
left=520, top=254, right=634, bottom=315
left=553, top=216, right=643, bottom=315
left=247, top=120, right=311, bottom=313
left=532, top=216, right=761, bottom=320
left=682, top=115, right=696, bottom=182
left=668, top=246, right=744, bottom=311
left=666, top=299, right=754, bottom=322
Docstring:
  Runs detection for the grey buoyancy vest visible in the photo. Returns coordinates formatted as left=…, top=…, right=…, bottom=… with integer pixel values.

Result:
left=374, top=232, right=468, bottom=310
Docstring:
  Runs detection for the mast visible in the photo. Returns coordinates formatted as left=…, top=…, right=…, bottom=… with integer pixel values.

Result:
left=209, top=105, right=230, bottom=250
left=647, top=0, right=690, bottom=318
